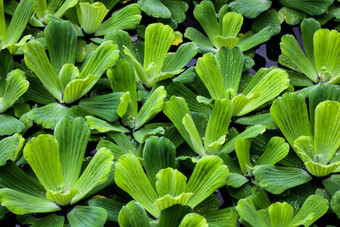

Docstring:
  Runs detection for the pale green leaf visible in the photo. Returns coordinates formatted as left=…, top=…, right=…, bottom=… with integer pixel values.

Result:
left=23, top=134, right=64, bottom=191
left=154, top=193, right=193, bottom=215
left=182, top=114, right=205, bottom=156
left=67, top=205, right=107, bottom=227
left=253, top=165, right=312, bottom=194
left=237, top=27, right=272, bottom=52
left=235, top=138, right=251, bottom=175
left=179, top=213, right=208, bottom=227
left=185, top=156, right=229, bottom=208
left=269, top=202, right=293, bottom=227
left=256, top=137, right=290, bottom=165
left=184, top=27, right=215, bottom=53
left=300, top=18, right=320, bottom=64
left=76, top=2, right=109, bottom=34
left=138, top=0, right=171, bottom=19
left=71, top=148, right=113, bottom=204
left=118, top=201, right=151, bottom=227
left=155, top=168, right=187, bottom=198
left=115, top=153, right=158, bottom=217
left=63, top=74, right=98, bottom=103
left=235, top=113, right=277, bottom=130
left=331, top=190, right=340, bottom=218
left=0, top=134, right=23, bottom=166
left=229, top=0, right=272, bottom=19
left=0, top=189, right=60, bottom=215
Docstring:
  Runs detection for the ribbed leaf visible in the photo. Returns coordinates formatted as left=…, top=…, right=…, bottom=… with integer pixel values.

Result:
left=30, top=214, right=65, bottom=227
left=0, top=189, right=61, bottom=215
left=184, top=27, right=215, bottom=53
left=253, top=165, right=312, bottom=194
left=139, top=0, right=171, bottom=19
left=95, top=4, right=141, bottom=36
left=45, top=20, right=77, bottom=74
left=23, top=134, right=64, bottom=191
left=88, top=198, right=125, bottom=222
left=182, top=113, right=205, bottom=156
left=79, top=41, right=119, bottom=79
left=300, top=18, right=320, bottom=64
left=0, top=50, right=14, bottom=95
left=86, top=116, right=129, bottom=133
left=162, top=42, right=198, bottom=73
left=27, top=102, right=70, bottom=130
left=67, top=205, right=107, bottom=227
left=256, top=137, right=290, bottom=165
left=314, top=101, right=340, bottom=163
left=154, top=193, right=193, bottom=215
left=279, top=0, right=333, bottom=16
left=193, top=1, right=220, bottom=47
left=331, top=190, right=340, bottom=218
left=235, top=138, right=251, bottom=175
left=205, top=99, right=232, bottom=154
left=159, top=204, right=193, bottom=227
left=54, top=0, right=77, bottom=18
left=179, top=213, right=208, bottom=227
left=238, top=68, right=289, bottom=116
left=0, top=134, right=23, bottom=166
left=289, top=195, right=329, bottom=226
left=216, top=47, right=244, bottom=93
left=78, top=93, right=123, bottom=122
left=155, top=168, right=187, bottom=198
left=108, top=59, right=137, bottom=117
left=76, top=2, right=109, bottom=34
left=115, top=153, right=158, bottom=217
left=229, top=0, right=272, bottom=18
left=6, top=0, right=36, bottom=45
left=0, top=69, right=29, bottom=113
left=63, top=74, right=98, bottom=103
left=219, top=125, right=266, bottom=155
left=279, top=34, right=318, bottom=82
left=268, top=202, right=294, bottom=227
left=252, top=9, right=281, bottom=36
left=235, top=113, right=277, bottom=130
left=144, top=136, right=176, bottom=188
left=271, top=92, right=312, bottom=149
left=71, top=148, right=113, bottom=204
left=161, top=0, right=188, bottom=22
left=135, top=86, right=166, bottom=129
left=314, top=29, right=340, bottom=81
left=196, top=53, right=226, bottom=99
left=24, top=41, right=62, bottom=101
left=205, top=207, right=239, bottom=227
left=185, top=156, right=229, bottom=208
left=144, top=23, right=175, bottom=77
left=236, top=197, right=267, bottom=227
left=54, top=116, right=90, bottom=188
left=118, top=201, right=150, bottom=227
left=237, top=27, right=272, bottom=52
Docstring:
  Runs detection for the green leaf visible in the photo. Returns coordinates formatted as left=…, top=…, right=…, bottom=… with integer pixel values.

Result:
left=71, top=148, right=113, bottom=204
left=0, top=69, right=29, bottom=113
left=238, top=68, right=289, bottom=116
left=54, top=0, right=78, bottom=18
left=314, top=101, right=340, bottom=163
left=54, top=116, right=90, bottom=188
left=279, top=0, right=333, bottom=16
left=78, top=93, right=123, bottom=122
left=179, top=213, right=208, bottom=227
left=88, top=198, right=125, bottom=222
left=229, top=0, right=272, bottom=19
left=271, top=92, right=312, bottom=149
left=108, top=59, right=137, bottom=117
left=300, top=18, right=320, bottom=65
left=185, top=156, right=229, bottom=208
left=144, top=23, right=175, bottom=80
left=256, top=137, right=290, bottom=165
left=237, top=27, right=272, bottom=52
left=205, top=99, right=232, bottom=154
left=30, top=214, right=65, bottom=227
left=205, top=207, right=239, bottom=227
left=135, top=86, right=166, bottom=129
left=24, top=41, right=62, bottom=101
left=139, top=0, right=171, bottom=19
left=235, top=138, right=251, bottom=175
left=118, top=201, right=151, bottom=227
left=268, top=202, right=294, bottom=227
left=67, top=205, right=107, bottom=227
left=0, top=189, right=61, bottom=215
left=95, top=4, right=141, bottom=36
left=23, top=134, right=64, bottom=191
left=196, top=53, right=226, bottom=99
left=0, top=49, right=14, bottom=95
left=0, top=134, right=23, bottom=166
left=63, top=74, right=98, bottom=103
left=279, top=34, right=318, bottom=82
left=45, top=20, right=77, bottom=74
left=5, top=0, right=36, bottom=45
left=314, top=29, right=340, bottom=80
left=115, top=154, right=158, bottom=217
left=154, top=193, right=193, bottom=215
left=221, top=12, right=243, bottom=39
left=76, top=2, right=109, bottom=34
left=236, top=196, right=268, bottom=226
left=219, top=125, right=266, bottom=155
left=290, top=195, right=329, bottom=226
left=27, top=102, right=70, bottom=130
left=155, top=168, right=187, bottom=198
left=184, top=27, right=215, bottom=53
left=216, top=47, right=244, bottom=93
left=331, top=190, right=340, bottom=218
left=144, top=136, right=176, bottom=188
left=235, top=113, right=277, bottom=130
left=159, top=204, right=193, bottom=227
left=253, top=165, right=312, bottom=194
left=278, top=7, right=305, bottom=25
left=252, top=9, right=281, bottom=36
left=161, top=0, right=189, bottom=23
left=182, top=114, right=205, bottom=156
left=79, top=41, right=119, bottom=79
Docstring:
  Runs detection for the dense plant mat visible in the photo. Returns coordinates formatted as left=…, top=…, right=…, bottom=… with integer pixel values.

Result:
left=1, top=0, right=340, bottom=226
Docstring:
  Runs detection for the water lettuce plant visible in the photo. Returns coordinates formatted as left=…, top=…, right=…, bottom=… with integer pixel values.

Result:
left=1, top=0, right=340, bottom=226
